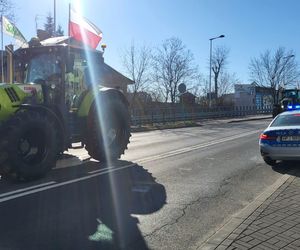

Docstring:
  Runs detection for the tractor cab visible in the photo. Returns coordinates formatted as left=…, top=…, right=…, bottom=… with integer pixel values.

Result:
left=280, top=89, right=300, bottom=111
left=14, top=40, right=104, bottom=110
left=273, top=88, right=300, bottom=117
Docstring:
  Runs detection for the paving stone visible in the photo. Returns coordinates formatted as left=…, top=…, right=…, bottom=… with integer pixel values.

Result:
left=210, top=177, right=300, bottom=250
left=275, top=240, right=289, bottom=248
left=266, top=237, right=280, bottom=244
left=230, top=242, right=250, bottom=250
left=290, top=233, right=300, bottom=239
left=261, top=241, right=281, bottom=250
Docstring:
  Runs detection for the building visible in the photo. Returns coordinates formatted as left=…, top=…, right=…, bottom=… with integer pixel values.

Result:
left=234, top=82, right=272, bottom=108
left=179, top=91, right=196, bottom=105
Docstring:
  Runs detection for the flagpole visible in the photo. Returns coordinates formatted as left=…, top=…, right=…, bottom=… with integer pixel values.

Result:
left=54, top=0, right=56, bottom=36
left=68, top=3, right=71, bottom=37
left=1, top=15, right=4, bottom=82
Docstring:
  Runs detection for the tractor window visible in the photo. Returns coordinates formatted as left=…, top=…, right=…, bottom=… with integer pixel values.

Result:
left=26, top=54, right=61, bottom=84
left=65, top=51, right=103, bottom=109
left=65, top=53, right=89, bottom=109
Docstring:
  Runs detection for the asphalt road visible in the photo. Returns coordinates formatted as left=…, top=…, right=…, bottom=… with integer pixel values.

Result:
left=0, top=119, right=291, bottom=250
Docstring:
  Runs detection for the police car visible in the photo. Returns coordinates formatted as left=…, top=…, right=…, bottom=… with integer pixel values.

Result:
left=259, top=110, right=300, bottom=166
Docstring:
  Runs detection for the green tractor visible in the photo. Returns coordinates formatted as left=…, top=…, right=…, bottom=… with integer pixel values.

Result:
left=0, top=38, right=132, bottom=180
left=272, top=88, right=300, bottom=117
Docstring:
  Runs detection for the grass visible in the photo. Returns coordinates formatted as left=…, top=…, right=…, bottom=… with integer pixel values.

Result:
left=131, top=120, right=201, bottom=132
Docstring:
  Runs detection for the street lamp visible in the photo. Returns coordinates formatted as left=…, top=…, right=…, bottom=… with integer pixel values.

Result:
left=209, top=34, right=225, bottom=107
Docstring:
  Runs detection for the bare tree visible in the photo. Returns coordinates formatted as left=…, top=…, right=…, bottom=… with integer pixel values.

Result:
left=121, top=42, right=152, bottom=102
left=218, top=72, right=238, bottom=96
left=189, top=73, right=207, bottom=104
left=190, top=74, right=205, bottom=96
left=148, top=85, right=165, bottom=102
left=211, top=46, right=229, bottom=98
left=249, top=47, right=300, bottom=103
left=0, top=0, right=15, bottom=22
left=153, top=37, right=196, bottom=104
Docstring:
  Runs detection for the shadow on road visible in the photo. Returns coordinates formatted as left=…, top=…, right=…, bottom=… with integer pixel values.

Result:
left=0, top=160, right=166, bottom=250
left=272, top=160, right=300, bottom=177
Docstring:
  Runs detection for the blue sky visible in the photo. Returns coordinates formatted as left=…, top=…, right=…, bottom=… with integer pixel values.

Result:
left=7, top=0, right=300, bottom=84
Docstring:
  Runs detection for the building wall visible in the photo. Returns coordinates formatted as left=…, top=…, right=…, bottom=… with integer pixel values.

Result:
left=234, top=83, right=273, bottom=108
left=234, top=84, right=256, bottom=107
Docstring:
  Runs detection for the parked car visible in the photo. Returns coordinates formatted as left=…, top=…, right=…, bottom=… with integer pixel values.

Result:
left=259, top=110, right=300, bottom=165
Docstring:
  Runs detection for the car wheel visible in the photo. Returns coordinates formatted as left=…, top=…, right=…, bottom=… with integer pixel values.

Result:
left=263, top=157, right=277, bottom=166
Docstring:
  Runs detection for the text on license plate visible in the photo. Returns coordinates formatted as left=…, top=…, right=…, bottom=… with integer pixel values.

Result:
left=281, top=136, right=300, bottom=141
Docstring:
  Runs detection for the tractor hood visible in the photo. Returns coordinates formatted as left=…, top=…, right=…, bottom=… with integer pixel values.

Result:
left=0, top=83, right=43, bottom=123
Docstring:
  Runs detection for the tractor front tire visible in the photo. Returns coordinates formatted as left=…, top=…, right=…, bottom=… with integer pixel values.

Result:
left=6, top=111, right=58, bottom=180
left=85, top=98, right=131, bottom=162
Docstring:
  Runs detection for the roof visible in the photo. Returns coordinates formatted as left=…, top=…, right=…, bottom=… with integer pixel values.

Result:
left=100, top=63, right=134, bottom=85
left=40, top=36, right=70, bottom=46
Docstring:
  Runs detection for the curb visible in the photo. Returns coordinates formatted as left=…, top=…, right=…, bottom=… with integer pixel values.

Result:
left=131, top=116, right=272, bottom=133
left=228, top=116, right=272, bottom=123
left=197, top=173, right=291, bottom=250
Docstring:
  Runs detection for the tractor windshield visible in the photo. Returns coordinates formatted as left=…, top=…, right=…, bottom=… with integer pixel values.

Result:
left=25, top=53, right=62, bottom=84
left=283, top=90, right=300, bottom=99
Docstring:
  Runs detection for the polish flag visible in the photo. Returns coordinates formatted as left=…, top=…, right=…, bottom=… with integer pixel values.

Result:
left=69, top=9, right=103, bottom=49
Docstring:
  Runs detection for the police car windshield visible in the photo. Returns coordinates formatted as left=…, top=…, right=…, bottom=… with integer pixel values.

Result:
left=271, top=114, right=300, bottom=127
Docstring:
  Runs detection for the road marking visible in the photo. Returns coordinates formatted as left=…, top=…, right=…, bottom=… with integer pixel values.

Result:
left=0, top=129, right=261, bottom=203
left=0, top=181, right=56, bottom=198
left=135, top=129, right=261, bottom=164
left=0, top=164, right=136, bottom=204
left=88, top=166, right=116, bottom=174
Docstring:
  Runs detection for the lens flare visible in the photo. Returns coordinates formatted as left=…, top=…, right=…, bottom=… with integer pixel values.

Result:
left=71, top=3, right=125, bottom=246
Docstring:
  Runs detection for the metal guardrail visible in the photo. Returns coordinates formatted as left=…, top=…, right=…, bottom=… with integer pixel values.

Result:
left=130, top=106, right=272, bottom=126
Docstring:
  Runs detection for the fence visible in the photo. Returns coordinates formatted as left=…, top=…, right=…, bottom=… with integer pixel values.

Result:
left=131, top=105, right=272, bottom=126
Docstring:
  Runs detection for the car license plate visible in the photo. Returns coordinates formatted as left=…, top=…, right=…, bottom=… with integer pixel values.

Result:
left=281, top=136, right=300, bottom=141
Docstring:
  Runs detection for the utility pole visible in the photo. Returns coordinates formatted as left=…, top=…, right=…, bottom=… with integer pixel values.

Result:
left=53, top=0, right=56, bottom=36
left=209, top=34, right=225, bottom=108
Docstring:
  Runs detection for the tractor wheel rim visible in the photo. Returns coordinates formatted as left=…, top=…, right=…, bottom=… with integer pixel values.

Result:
left=17, top=128, right=47, bottom=164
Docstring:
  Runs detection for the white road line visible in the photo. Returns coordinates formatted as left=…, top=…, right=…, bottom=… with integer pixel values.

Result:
left=89, top=130, right=261, bottom=173
left=88, top=166, right=114, bottom=174
left=0, top=129, right=261, bottom=203
left=0, top=181, right=56, bottom=198
left=0, top=164, right=136, bottom=204
left=136, top=129, right=261, bottom=164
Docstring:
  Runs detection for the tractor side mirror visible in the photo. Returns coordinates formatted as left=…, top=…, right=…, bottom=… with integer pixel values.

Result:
left=66, top=54, right=75, bottom=73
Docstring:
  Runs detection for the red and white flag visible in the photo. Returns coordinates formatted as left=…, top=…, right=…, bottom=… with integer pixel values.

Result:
left=69, top=8, right=103, bottom=49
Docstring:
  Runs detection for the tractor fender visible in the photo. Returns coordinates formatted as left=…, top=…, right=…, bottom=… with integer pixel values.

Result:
left=77, top=88, right=129, bottom=118
left=99, top=88, right=129, bottom=107
left=19, top=104, right=67, bottom=149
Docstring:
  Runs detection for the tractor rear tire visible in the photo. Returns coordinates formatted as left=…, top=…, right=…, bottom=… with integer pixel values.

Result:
left=85, top=98, right=131, bottom=162
left=5, top=111, right=58, bottom=180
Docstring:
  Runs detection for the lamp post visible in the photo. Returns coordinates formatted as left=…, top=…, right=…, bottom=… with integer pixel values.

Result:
left=209, top=34, right=225, bottom=107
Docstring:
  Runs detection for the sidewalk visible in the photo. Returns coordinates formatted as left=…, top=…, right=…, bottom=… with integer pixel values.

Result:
left=200, top=170, right=300, bottom=250
left=131, top=114, right=272, bottom=132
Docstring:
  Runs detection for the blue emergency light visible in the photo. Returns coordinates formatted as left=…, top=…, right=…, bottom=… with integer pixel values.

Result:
left=287, top=105, right=300, bottom=110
